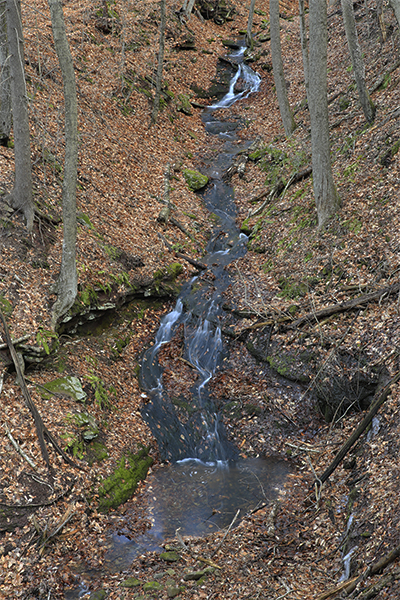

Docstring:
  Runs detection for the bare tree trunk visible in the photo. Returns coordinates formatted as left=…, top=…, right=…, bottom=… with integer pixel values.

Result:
left=298, top=0, right=309, bottom=103
left=183, top=0, right=196, bottom=18
left=308, top=0, right=340, bottom=227
left=151, top=0, right=166, bottom=125
left=388, top=0, right=400, bottom=27
left=5, top=0, right=33, bottom=230
left=270, top=0, right=296, bottom=136
left=246, top=0, right=257, bottom=49
left=48, top=0, right=78, bottom=327
left=0, top=0, right=11, bottom=146
left=341, top=0, right=375, bottom=123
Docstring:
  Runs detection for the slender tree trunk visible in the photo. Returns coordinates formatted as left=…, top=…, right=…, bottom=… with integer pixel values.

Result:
left=270, top=0, right=296, bottom=136
left=0, top=0, right=11, bottom=146
left=5, top=0, right=33, bottom=230
left=341, top=0, right=375, bottom=123
left=184, top=0, right=196, bottom=18
left=48, top=0, right=78, bottom=327
left=388, top=0, right=400, bottom=27
left=308, top=0, right=340, bottom=227
left=246, top=0, right=257, bottom=49
left=151, top=0, right=166, bottom=125
left=298, top=0, right=310, bottom=103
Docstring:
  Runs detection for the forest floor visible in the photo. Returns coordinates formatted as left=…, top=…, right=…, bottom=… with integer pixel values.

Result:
left=1, top=0, right=400, bottom=598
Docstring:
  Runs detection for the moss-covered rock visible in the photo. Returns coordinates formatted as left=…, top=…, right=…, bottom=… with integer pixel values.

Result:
left=143, top=581, right=163, bottom=593
left=176, top=94, right=192, bottom=115
left=120, top=577, right=141, bottom=588
left=86, top=440, right=108, bottom=465
left=40, top=376, right=87, bottom=402
left=160, top=551, right=181, bottom=562
left=98, top=447, right=153, bottom=512
left=182, top=169, right=208, bottom=191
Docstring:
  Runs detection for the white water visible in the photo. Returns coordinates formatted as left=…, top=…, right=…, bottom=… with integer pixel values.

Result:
left=210, top=47, right=261, bottom=109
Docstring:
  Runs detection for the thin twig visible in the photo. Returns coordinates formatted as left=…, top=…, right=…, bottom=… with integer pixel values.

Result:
left=211, top=508, right=240, bottom=558
left=3, top=422, right=37, bottom=470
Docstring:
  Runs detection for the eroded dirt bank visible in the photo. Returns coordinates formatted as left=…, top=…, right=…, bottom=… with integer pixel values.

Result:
left=1, top=0, right=400, bottom=598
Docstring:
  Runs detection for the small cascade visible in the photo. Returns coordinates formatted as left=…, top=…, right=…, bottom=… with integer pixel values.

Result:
left=210, top=47, right=261, bottom=109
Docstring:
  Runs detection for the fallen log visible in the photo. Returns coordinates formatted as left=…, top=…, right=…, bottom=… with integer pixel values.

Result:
left=288, top=281, right=400, bottom=329
left=315, top=370, right=400, bottom=487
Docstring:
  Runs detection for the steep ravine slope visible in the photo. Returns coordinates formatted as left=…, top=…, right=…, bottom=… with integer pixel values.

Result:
left=0, top=0, right=400, bottom=598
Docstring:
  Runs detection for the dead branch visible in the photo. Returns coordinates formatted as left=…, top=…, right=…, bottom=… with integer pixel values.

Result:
left=211, top=508, right=240, bottom=557
left=37, top=504, right=75, bottom=554
left=288, top=282, right=400, bottom=329
left=316, top=370, right=400, bottom=487
left=0, top=333, right=32, bottom=350
left=370, top=60, right=400, bottom=93
left=318, top=546, right=400, bottom=599
left=170, top=216, right=195, bottom=241
left=0, top=310, right=83, bottom=471
left=157, top=232, right=207, bottom=270
left=3, top=422, right=37, bottom=470
left=248, top=167, right=312, bottom=218
left=157, top=164, right=171, bottom=223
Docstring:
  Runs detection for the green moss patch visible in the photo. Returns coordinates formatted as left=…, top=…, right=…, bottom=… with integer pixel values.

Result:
left=98, top=447, right=153, bottom=512
left=182, top=169, right=208, bottom=191
left=0, top=294, right=13, bottom=316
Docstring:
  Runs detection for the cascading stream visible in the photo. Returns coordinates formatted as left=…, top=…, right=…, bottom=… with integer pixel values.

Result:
left=140, top=45, right=261, bottom=464
left=104, top=44, right=291, bottom=571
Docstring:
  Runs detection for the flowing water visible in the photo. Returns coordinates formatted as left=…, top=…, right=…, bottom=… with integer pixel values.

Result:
left=104, top=44, right=291, bottom=571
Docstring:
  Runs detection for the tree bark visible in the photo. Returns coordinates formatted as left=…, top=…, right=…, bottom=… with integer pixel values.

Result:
left=389, top=0, right=400, bottom=27
left=298, top=0, right=310, bottom=103
left=182, top=0, right=196, bottom=18
left=48, top=0, right=78, bottom=327
left=0, top=0, right=11, bottom=146
left=308, top=0, right=340, bottom=227
left=341, top=0, right=375, bottom=123
left=5, top=0, right=34, bottom=230
left=246, top=0, right=257, bottom=49
left=151, top=0, right=166, bottom=125
left=270, top=0, right=296, bottom=136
